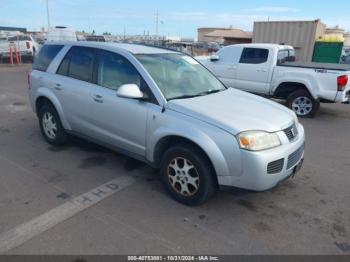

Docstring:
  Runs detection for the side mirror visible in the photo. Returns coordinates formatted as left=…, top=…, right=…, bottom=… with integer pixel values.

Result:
left=117, top=84, right=144, bottom=99
left=210, top=54, right=219, bottom=62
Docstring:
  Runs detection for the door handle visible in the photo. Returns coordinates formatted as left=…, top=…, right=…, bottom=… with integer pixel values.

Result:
left=92, top=94, right=104, bottom=103
left=54, top=83, right=62, bottom=90
left=257, top=69, right=267, bottom=73
left=228, top=66, right=237, bottom=70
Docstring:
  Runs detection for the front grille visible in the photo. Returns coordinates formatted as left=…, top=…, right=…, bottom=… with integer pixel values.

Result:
left=283, top=124, right=298, bottom=142
left=287, top=144, right=305, bottom=170
left=267, top=159, right=284, bottom=174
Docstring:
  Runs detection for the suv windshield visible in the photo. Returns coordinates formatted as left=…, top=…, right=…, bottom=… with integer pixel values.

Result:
left=136, top=53, right=226, bottom=100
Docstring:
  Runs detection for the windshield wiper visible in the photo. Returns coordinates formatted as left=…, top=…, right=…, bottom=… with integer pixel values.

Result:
left=167, top=89, right=225, bottom=101
left=196, top=89, right=225, bottom=96
left=167, top=94, right=200, bottom=101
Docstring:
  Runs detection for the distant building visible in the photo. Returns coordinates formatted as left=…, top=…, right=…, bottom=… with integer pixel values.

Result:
left=325, top=26, right=350, bottom=47
left=0, top=26, right=27, bottom=33
left=325, top=26, right=345, bottom=35
left=198, top=27, right=252, bottom=45
left=0, top=26, right=27, bottom=37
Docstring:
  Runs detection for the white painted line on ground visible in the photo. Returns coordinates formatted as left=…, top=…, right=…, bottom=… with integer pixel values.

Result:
left=0, top=176, right=134, bottom=253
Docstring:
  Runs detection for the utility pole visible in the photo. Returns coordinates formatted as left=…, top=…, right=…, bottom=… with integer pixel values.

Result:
left=155, top=9, right=159, bottom=39
left=46, top=0, right=51, bottom=29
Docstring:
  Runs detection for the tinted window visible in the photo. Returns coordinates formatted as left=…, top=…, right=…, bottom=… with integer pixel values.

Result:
left=97, top=50, right=140, bottom=90
left=32, top=45, right=64, bottom=72
left=240, top=48, right=269, bottom=64
left=277, top=49, right=296, bottom=64
left=56, top=53, right=70, bottom=76
left=57, top=46, right=96, bottom=82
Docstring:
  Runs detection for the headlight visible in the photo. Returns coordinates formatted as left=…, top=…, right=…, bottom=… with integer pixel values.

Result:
left=237, top=131, right=281, bottom=151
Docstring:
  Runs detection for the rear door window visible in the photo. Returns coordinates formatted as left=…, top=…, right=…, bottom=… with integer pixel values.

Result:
left=239, top=48, right=269, bottom=64
left=32, top=44, right=64, bottom=72
left=57, top=46, right=96, bottom=83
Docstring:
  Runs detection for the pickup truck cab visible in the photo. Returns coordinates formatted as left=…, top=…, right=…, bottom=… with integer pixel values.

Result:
left=198, top=44, right=350, bottom=117
left=29, top=42, right=305, bottom=205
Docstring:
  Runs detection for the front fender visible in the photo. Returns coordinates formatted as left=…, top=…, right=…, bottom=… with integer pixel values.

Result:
left=35, top=87, right=72, bottom=130
left=147, top=125, right=233, bottom=177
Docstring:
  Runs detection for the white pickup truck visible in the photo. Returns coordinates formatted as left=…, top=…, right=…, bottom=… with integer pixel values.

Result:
left=0, top=35, right=39, bottom=61
left=197, top=44, right=350, bottom=117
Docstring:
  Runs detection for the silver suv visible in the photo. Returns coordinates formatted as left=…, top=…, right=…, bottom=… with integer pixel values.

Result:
left=29, top=42, right=305, bottom=205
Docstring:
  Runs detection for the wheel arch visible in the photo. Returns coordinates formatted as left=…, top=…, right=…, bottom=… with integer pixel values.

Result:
left=148, top=129, right=231, bottom=179
left=34, top=90, right=71, bottom=130
left=152, top=135, right=219, bottom=185
left=273, top=81, right=317, bottom=100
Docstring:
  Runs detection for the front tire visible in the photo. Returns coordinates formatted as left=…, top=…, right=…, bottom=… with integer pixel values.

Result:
left=287, top=89, right=320, bottom=118
left=160, top=144, right=217, bottom=206
left=38, top=103, right=68, bottom=145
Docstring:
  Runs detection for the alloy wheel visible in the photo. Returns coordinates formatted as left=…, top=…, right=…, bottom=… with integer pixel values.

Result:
left=167, top=157, right=200, bottom=196
left=42, top=112, right=58, bottom=139
left=292, top=96, right=313, bottom=116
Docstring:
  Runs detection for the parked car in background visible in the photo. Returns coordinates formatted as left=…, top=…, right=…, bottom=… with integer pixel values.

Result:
left=46, top=26, right=77, bottom=42
left=29, top=42, right=305, bottom=205
left=197, top=43, right=350, bottom=117
left=0, top=36, right=8, bottom=57
left=1, top=35, right=39, bottom=61
left=340, top=55, right=350, bottom=64
left=85, top=35, right=106, bottom=42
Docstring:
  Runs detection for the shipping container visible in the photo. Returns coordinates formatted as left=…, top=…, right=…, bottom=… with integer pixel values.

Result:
left=253, top=20, right=326, bottom=62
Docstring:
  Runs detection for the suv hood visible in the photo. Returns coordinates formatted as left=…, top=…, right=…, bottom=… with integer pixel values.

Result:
left=167, top=88, right=295, bottom=135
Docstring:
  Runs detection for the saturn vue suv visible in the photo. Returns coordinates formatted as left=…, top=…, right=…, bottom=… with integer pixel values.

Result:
left=28, top=42, right=305, bottom=205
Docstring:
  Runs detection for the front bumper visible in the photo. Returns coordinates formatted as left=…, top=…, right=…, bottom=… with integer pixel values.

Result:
left=218, top=123, right=305, bottom=191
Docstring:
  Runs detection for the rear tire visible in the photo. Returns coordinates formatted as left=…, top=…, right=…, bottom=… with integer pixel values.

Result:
left=287, top=89, right=320, bottom=118
left=38, top=103, right=68, bottom=145
left=160, top=144, right=217, bottom=206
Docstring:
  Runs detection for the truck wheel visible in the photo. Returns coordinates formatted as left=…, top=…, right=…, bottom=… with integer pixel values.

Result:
left=160, top=144, right=217, bottom=206
left=38, top=103, right=68, bottom=145
left=287, top=89, right=320, bottom=118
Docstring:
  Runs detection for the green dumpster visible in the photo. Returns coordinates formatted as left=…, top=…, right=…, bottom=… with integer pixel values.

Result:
left=312, top=42, right=344, bottom=63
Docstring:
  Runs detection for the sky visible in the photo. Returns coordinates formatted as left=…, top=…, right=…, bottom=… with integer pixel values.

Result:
left=0, top=0, right=350, bottom=38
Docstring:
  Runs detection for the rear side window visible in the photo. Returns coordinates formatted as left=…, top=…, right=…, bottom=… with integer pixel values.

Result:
left=57, top=46, right=96, bottom=83
left=240, top=48, right=269, bottom=64
left=32, top=45, right=64, bottom=72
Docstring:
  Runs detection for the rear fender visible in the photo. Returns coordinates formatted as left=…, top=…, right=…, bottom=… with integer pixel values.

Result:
left=35, top=87, right=71, bottom=130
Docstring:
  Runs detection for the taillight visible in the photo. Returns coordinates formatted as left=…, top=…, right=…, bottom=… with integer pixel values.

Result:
left=337, top=75, right=348, bottom=91
left=26, top=41, right=30, bottom=49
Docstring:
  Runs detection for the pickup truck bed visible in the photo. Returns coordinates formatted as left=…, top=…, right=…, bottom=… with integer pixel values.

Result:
left=281, top=62, right=350, bottom=71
